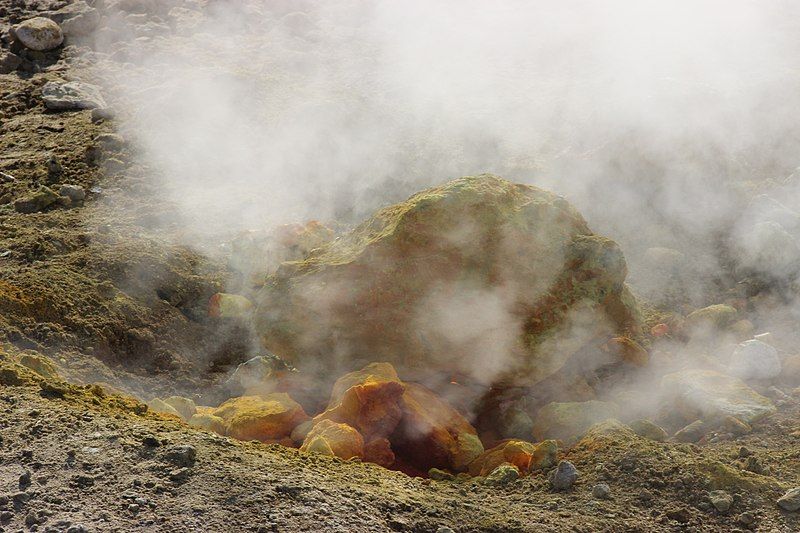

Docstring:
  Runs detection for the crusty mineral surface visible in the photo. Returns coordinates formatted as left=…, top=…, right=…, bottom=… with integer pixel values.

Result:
left=255, top=174, right=643, bottom=388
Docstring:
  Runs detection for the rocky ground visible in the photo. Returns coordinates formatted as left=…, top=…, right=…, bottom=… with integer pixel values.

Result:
left=1, top=1, right=800, bottom=532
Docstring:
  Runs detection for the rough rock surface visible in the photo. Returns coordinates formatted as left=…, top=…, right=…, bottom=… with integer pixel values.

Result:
left=13, top=17, right=63, bottom=51
left=468, top=439, right=558, bottom=477
left=255, top=174, right=643, bottom=388
left=300, top=419, right=364, bottom=460
left=212, top=393, right=308, bottom=443
left=42, top=81, right=107, bottom=111
left=661, top=369, right=776, bottom=424
left=728, top=339, right=782, bottom=381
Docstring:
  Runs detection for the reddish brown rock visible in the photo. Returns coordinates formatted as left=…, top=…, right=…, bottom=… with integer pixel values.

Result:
left=391, top=382, right=483, bottom=473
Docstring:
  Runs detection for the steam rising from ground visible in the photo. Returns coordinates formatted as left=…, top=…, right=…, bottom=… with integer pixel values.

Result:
left=85, top=1, right=800, bottom=419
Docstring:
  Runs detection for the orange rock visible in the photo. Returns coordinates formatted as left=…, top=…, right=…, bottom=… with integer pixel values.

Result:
left=313, top=362, right=406, bottom=441
left=468, top=439, right=558, bottom=477
left=392, top=382, right=484, bottom=473
left=213, top=393, right=308, bottom=443
left=300, top=419, right=364, bottom=460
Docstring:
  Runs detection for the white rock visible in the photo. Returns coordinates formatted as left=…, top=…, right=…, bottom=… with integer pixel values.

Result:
left=42, top=81, right=107, bottom=111
left=13, top=17, right=64, bottom=52
left=728, top=339, right=781, bottom=381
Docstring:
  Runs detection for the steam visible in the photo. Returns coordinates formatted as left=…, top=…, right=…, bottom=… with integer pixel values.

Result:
left=80, top=1, right=800, bottom=427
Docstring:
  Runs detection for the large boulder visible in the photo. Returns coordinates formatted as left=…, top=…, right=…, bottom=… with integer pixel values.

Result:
left=661, top=369, right=776, bottom=424
left=254, top=175, right=642, bottom=389
left=300, top=419, right=364, bottom=460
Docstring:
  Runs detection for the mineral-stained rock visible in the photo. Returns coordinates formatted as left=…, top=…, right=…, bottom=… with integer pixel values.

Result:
left=300, top=419, right=364, bottom=460
left=254, top=175, right=643, bottom=389
left=661, top=369, right=776, bottom=424
left=673, top=420, right=706, bottom=443
left=483, top=463, right=520, bottom=485
left=391, top=382, right=483, bottom=473
left=213, top=393, right=308, bottom=443
left=312, top=362, right=405, bottom=441
left=468, top=439, right=557, bottom=477
left=147, top=398, right=182, bottom=418
left=14, top=187, right=59, bottom=213
left=13, top=17, right=63, bottom=51
left=18, top=352, right=58, bottom=379
left=188, top=411, right=226, bottom=435
left=532, top=400, right=619, bottom=442
left=162, top=396, right=197, bottom=421
left=629, top=419, right=668, bottom=442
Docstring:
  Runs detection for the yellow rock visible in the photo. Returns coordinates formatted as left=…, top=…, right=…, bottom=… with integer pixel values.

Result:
left=18, top=352, right=58, bottom=379
left=188, top=413, right=227, bottom=435
left=163, top=396, right=197, bottom=420
left=300, top=419, right=364, bottom=460
left=147, top=398, right=182, bottom=418
left=468, top=439, right=557, bottom=477
left=213, top=393, right=308, bottom=442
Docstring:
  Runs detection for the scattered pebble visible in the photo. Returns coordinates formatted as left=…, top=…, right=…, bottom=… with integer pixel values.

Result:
left=592, top=483, right=611, bottom=500
left=42, top=81, right=107, bottom=111
left=777, top=487, right=800, bottom=512
left=548, top=460, right=578, bottom=491
left=164, top=444, right=197, bottom=467
left=484, top=463, right=519, bottom=486
left=708, top=490, right=733, bottom=512
left=59, top=184, right=86, bottom=202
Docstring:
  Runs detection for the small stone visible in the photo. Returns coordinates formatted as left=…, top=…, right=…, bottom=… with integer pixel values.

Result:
left=629, top=419, right=668, bottom=441
left=728, top=340, right=781, bottom=381
left=127, top=503, right=140, bottom=513
left=592, top=483, right=611, bottom=499
left=737, top=512, right=755, bottom=526
left=59, top=184, right=86, bottom=202
left=0, top=510, right=13, bottom=522
left=548, top=460, right=578, bottom=491
left=673, top=420, right=706, bottom=443
left=777, top=487, right=800, bottom=512
left=13, top=17, right=63, bottom=51
left=0, top=51, right=23, bottom=74
left=709, top=490, right=734, bottom=513
left=436, top=528, right=455, bottom=533
left=720, top=416, right=751, bottom=436
left=484, top=463, right=519, bottom=486
left=66, top=525, right=88, bottom=533
left=13, top=186, right=59, bottom=214
left=141, top=435, right=160, bottom=447
left=164, top=445, right=196, bottom=467
left=168, top=467, right=190, bottom=483
left=428, top=468, right=454, bottom=481
left=19, top=470, right=31, bottom=488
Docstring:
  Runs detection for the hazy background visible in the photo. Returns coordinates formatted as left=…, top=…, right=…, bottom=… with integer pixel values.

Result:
left=89, top=0, right=800, bottom=305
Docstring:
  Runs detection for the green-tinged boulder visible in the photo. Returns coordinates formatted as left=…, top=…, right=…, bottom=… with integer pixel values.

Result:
left=163, top=396, right=197, bottom=421
left=13, top=186, right=59, bottom=214
left=254, top=174, right=642, bottom=387
left=684, top=304, right=737, bottom=333
left=533, top=400, right=620, bottom=442
left=18, top=352, right=58, bottom=379
left=629, top=419, right=668, bottom=442
left=147, top=398, right=182, bottom=418
left=661, top=369, right=776, bottom=424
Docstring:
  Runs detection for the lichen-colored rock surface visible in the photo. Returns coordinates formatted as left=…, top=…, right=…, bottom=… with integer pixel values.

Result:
left=300, top=419, right=365, bottom=460
left=468, top=439, right=558, bottom=477
left=213, top=393, right=308, bottom=443
left=661, top=369, right=776, bottom=424
left=254, top=174, right=643, bottom=388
